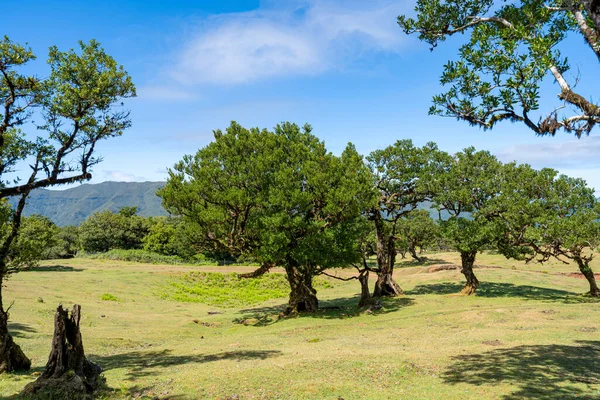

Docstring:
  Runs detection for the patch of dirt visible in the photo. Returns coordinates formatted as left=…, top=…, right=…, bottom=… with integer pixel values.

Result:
left=473, top=265, right=503, bottom=270
left=425, top=264, right=459, bottom=273
left=562, top=272, right=600, bottom=280
left=482, top=340, right=504, bottom=346
left=577, top=327, right=598, bottom=333
left=424, top=264, right=502, bottom=273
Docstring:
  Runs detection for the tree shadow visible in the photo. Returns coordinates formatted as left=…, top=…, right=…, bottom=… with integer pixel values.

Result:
left=235, top=296, right=415, bottom=326
left=443, top=341, right=600, bottom=399
left=89, top=349, right=282, bottom=381
left=22, top=265, right=83, bottom=272
left=406, top=282, right=600, bottom=304
left=7, top=322, right=36, bottom=339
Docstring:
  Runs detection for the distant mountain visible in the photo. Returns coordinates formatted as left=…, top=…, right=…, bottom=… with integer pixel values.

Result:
left=8, top=181, right=168, bottom=226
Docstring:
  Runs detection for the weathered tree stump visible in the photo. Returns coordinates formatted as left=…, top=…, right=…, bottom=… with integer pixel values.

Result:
left=22, top=304, right=102, bottom=399
left=0, top=309, right=31, bottom=373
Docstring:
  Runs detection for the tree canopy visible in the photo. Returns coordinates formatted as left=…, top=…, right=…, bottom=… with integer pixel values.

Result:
left=398, top=0, right=600, bottom=137
left=433, top=147, right=504, bottom=294
left=159, top=121, right=374, bottom=312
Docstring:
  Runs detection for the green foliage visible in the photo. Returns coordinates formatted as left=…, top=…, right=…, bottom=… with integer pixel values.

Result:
left=142, top=217, right=196, bottom=258
left=397, top=210, right=440, bottom=259
left=398, top=0, right=599, bottom=137
left=159, top=121, right=375, bottom=296
left=366, top=140, right=449, bottom=272
left=0, top=36, right=134, bottom=286
left=79, top=207, right=150, bottom=252
left=5, top=215, right=59, bottom=269
left=159, top=272, right=333, bottom=307
left=44, top=225, right=79, bottom=259
left=433, top=148, right=503, bottom=254
left=490, top=164, right=600, bottom=265
left=101, top=293, right=119, bottom=302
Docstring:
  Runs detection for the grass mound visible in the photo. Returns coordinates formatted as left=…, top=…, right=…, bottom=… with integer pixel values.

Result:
left=159, top=272, right=333, bottom=307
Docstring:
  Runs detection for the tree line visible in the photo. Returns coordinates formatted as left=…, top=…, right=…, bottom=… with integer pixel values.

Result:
left=159, top=121, right=600, bottom=315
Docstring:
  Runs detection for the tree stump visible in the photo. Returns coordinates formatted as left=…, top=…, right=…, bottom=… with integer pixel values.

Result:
left=22, top=304, right=103, bottom=399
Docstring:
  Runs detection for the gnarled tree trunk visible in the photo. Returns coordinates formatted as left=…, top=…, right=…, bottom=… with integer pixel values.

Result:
left=285, top=265, right=318, bottom=314
left=409, top=245, right=424, bottom=263
left=22, top=304, right=102, bottom=399
left=238, top=263, right=273, bottom=279
left=460, top=251, right=479, bottom=295
left=373, top=213, right=403, bottom=297
left=357, top=270, right=374, bottom=308
left=576, top=259, right=600, bottom=297
left=0, top=274, right=31, bottom=374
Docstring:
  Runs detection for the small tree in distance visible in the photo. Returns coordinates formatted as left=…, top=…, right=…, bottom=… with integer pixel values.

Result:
left=397, top=209, right=440, bottom=263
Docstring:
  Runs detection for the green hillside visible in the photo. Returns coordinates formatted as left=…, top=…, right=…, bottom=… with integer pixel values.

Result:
left=8, top=181, right=167, bottom=226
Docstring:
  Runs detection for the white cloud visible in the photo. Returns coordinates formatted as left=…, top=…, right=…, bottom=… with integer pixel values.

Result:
left=171, top=0, right=408, bottom=85
left=497, top=136, right=600, bottom=170
left=98, top=170, right=147, bottom=183
left=136, top=85, right=197, bottom=101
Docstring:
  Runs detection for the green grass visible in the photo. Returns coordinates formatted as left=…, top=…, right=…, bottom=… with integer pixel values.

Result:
left=77, top=249, right=216, bottom=266
left=1, top=252, right=600, bottom=399
left=159, top=272, right=333, bottom=308
left=101, top=293, right=120, bottom=302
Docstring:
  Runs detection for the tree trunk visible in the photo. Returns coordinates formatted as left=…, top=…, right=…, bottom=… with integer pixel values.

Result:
left=238, top=263, right=273, bottom=278
left=0, top=274, right=31, bottom=373
left=284, top=265, right=318, bottom=314
left=22, top=305, right=102, bottom=399
left=576, top=259, right=600, bottom=297
left=357, top=270, right=374, bottom=308
left=409, top=245, right=424, bottom=263
left=460, top=251, right=479, bottom=295
left=372, top=213, right=403, bottom=297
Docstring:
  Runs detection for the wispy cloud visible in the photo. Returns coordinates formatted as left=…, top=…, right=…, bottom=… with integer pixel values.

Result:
left=497, top=136, right=600, bottom=170
left=136, top=85, right=197, bottom=101
left=98, top=170, right=148, bottom=182
left=170, top=0, right=408, bottom=85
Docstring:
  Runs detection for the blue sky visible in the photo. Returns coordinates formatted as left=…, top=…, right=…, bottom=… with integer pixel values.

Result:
left=2, top=0, right=599, bottom=190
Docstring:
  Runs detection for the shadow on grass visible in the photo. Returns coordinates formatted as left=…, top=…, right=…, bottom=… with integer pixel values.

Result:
left=89, top=349, right=282, bottom=381
left=443, top=341, right=600, bottom=399
left=406, top=282, right=600, bottom=304
left=7, top=323, right=36, bottom=339
left=235, top=296, right=415, bottom=326
left=397, top=258, right=453, bottom=268
left=22, top=265, right=83, bottom=272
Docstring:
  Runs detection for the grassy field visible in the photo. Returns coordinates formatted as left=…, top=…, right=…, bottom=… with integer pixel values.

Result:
left=1, top=252, right=599, bottom=399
